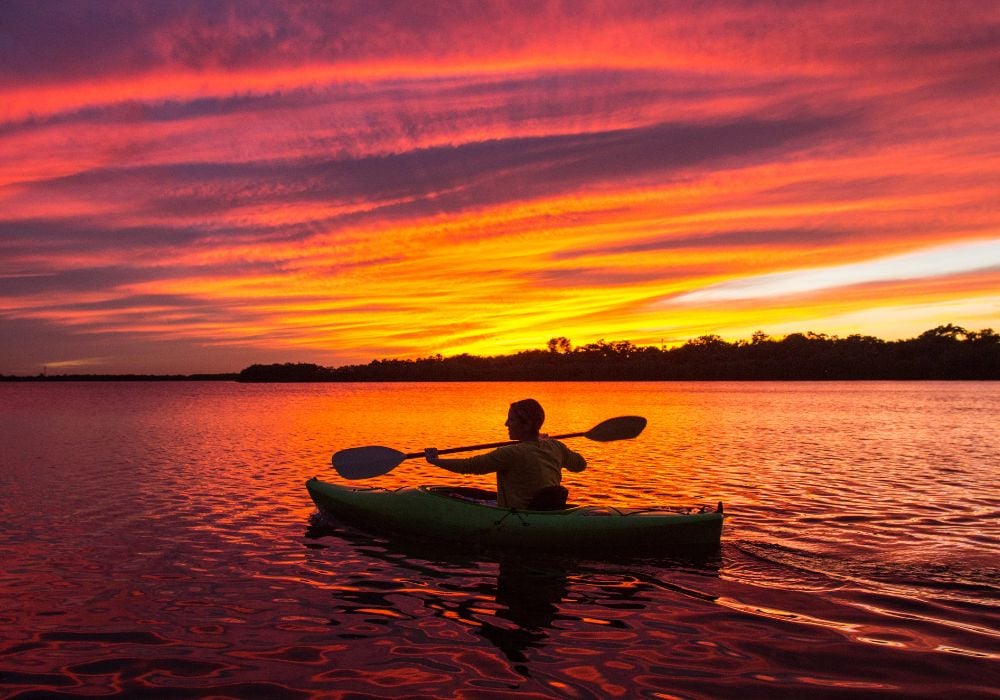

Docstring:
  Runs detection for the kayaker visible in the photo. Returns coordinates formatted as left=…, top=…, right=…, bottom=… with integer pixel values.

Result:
left=423, top=398, right=586, bottom=509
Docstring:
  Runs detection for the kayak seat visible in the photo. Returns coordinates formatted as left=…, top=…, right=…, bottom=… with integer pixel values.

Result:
left=527, top=485, right=569, bottom=511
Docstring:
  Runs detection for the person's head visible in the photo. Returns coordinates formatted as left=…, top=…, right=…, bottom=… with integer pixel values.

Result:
left=505, top=398, right=545, bottom=440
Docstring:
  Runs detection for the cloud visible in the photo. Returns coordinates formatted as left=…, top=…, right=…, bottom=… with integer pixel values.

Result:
left=6, top=111, right=854, bottom=232
left=554, top=227, right=851, bottom=261
left=671, top=240, right=1000, bottom=303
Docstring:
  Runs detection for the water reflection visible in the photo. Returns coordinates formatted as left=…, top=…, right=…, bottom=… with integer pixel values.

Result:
left=304, top=513, right=722, bottom=680
left=490, top=559, right=569, bottom=668
left=4, top=381, right=998, bottom=697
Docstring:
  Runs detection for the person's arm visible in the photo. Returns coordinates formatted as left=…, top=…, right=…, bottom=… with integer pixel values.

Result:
left=423, top=448, right=472, bottom=471
left=557, top=442, right=587, bottom=472
left=424, top=447, right=504, bottom=474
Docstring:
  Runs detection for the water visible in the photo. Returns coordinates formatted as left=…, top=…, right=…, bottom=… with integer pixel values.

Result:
left=1, top=381, right=997, bottom=698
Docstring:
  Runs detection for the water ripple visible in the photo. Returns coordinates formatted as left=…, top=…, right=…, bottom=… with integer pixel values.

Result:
left=2, top=381, right=999, bottom=697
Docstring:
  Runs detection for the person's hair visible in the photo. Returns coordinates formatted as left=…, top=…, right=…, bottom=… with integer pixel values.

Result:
left=510, top=398, right=545, bottom=434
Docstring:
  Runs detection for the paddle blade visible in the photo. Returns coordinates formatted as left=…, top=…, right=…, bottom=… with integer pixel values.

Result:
left=332, top=446, right=406, bottom=479
left=584, top=415, right=647, bottom=442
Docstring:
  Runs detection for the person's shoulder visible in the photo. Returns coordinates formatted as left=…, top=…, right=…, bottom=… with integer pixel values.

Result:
left=491, top=443, right=526, bottom=458
left=545, top=438, right=577, bottom=452
left=500, top=440, right=551, bottom=457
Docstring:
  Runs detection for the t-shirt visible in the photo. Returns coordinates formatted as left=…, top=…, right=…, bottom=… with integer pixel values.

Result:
left=438, top=439, right=586, bottom=509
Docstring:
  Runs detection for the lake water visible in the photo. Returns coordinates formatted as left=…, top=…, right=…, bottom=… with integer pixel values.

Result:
left=1, top=381, right=997, bottom=698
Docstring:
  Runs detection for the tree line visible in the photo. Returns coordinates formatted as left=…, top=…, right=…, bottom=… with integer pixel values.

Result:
left=0, top=372, right=238, bottom=382
left=237, top=324, right=999, bottom=382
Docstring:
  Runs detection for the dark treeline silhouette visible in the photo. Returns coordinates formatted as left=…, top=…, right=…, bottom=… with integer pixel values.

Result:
left=0, top=373, right=238, bottom=382
left=237, top=324, right=999, bottom=382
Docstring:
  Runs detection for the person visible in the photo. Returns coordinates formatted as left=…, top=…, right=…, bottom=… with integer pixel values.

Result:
left=424, top=398, right=586, bottom=510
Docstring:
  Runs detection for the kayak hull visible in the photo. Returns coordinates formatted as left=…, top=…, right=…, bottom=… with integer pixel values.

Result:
left=306, top=478, right=723, bottom=551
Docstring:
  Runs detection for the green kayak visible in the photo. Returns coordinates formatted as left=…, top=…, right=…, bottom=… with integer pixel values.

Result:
left=306, top=478, right=724, bottom=551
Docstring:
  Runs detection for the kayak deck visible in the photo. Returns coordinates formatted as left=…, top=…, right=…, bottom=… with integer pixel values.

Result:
left=306, top=478, right=723, bottom=551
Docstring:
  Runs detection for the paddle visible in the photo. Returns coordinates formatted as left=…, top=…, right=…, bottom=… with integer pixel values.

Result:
left=332, top=415, right=647, bottom=480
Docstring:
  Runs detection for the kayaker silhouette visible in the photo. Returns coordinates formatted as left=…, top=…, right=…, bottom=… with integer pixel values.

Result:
left=424, top=399, right=586, bottom=510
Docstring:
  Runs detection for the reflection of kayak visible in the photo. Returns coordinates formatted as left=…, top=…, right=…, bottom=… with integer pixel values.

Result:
left=306, top=478, right=724, bottom=550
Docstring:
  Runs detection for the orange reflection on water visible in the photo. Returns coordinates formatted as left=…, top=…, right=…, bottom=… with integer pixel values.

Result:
left=2, top=380, right=998, bottom=696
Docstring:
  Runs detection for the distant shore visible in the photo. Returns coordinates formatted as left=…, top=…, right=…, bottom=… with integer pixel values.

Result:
left=0, top=373, right=239, bottom=382
left=5, top=325, right=997, bottom=382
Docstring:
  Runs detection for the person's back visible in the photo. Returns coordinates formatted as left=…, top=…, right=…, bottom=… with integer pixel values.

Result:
left=446, top=437, right=585, bottom=508
left=425, top=399, right=586, bottom=509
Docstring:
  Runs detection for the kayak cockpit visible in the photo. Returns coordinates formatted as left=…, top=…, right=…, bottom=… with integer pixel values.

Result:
left=424, top=485, right=498, bottom=505
left=420, top=484, right=723, bottom=517
left=424, top=485, right=572, bottom=511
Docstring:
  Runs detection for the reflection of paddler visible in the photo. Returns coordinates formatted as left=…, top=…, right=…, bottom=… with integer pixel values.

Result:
left=476, top=557, right=570, bottom=666
left=424, top=399, right=586, bottom=510
left=495, top=558, right=568, bottom=630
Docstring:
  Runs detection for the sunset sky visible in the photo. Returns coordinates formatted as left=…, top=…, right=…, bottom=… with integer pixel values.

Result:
left=1, top=1, right=998, bottom=374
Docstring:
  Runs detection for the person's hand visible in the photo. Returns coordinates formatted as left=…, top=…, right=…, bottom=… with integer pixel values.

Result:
left=424, top=447, right=440, bottom=465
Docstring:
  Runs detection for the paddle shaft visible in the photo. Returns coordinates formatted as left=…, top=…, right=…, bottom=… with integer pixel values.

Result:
left=401, top=430, right=589, bottom=460
left=332, top=416, right=645, bottom=479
